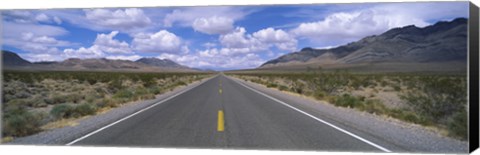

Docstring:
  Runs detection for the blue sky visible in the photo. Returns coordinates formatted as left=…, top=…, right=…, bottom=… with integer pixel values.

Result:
left=1, top=2, right=468, bottom=70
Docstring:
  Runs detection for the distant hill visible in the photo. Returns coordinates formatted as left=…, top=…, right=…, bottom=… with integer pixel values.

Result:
left=2, top=50, right=198, bottom=72
left=136, top=57, right=189, bottom=69
left=260, top=18, right=468, bottom=72
left=2, top=50, right=32, bottom=67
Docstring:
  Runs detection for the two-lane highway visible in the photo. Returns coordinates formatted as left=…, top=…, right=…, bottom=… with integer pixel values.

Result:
left=69, top=74, right=390, bottom=152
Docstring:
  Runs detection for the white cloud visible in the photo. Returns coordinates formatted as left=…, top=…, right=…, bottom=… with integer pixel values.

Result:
left=53, top=16, right=62, bottom=24
left=106, top=55, right=142, bottom=61
left=2, top=20, right=72, bottom=62
left=291, top=10, right=396, bottom=44
left=131, top=30, right=182, bottom=53
left=158, top=49, right=264, bottom=70
left=163, top=7, right=248, bottom=27
left=253, top=28, right=297, bottom=51
left=3, top=32, right=72, bottom=56
left=3, top=21, right=68, bottom=38
left=20, top=52, right=66, bottom=62
left=3, top=10, right=62, bottom=24
left=93, top=31, right=131, bottom=54
left=62, top=31, right=134, bottom=59
left=35, top=13, right=50, bottom=22
left=219, top=27, right=297, bottom=54
left=64, top=46, right=105, bottom=59
left=202, top=42, right=217, bottom=48
left=219, top=27, right=263, bottom=50
left=83, top=8, right=152, bottom=32
left=192, top=16, right=234, bottom=35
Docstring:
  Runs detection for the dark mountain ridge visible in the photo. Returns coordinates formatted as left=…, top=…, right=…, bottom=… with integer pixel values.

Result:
left=260, top=17, right=468, bottom=69
left=135, top=57, right=189, bottom=69
left=2, top=50, right=197, bottom=72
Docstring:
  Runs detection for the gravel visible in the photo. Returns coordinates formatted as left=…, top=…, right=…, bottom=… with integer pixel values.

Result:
left=6, top=77, right=213, bottom=145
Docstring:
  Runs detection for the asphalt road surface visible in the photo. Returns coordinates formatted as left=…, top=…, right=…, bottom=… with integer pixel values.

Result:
left=69, top=74, right=392, bottom=152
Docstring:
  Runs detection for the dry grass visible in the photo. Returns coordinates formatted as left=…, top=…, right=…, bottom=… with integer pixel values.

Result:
left=41, top=118, right=81, bottom=130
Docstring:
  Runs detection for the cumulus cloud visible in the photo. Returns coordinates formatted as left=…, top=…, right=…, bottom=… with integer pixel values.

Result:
left=253, top=28, right=297, bottom=51
left=106, top=55, right=142, bottom=61
left=20, top=52, right=67, bottom=62
left=63, top=31, right=133, bottom=59
left=3, top=32, right=72, bottom=56
left=219, top=27, right=264, bottom=50
left=3, top=21, right=68, bottom=38
left=3, top=10, right=63, bottom=25
left=163, top=7, right=249, bottom=27
left=64, top=46, right=105, bottom=59
left=131, top=30, right=182, bottom=53
left=84, top=8, right=152, bottom=32
left=219, top=27, right=297, bottom=53
left=93, top=31, right=131, bottom=54
left=158, top=50, right=264, bottom=70
left=192, top=16, right=234, bottom=35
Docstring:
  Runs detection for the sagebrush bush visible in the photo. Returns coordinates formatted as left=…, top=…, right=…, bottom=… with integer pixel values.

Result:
left=50, top=104, right=75, bottom=119
left=75, top=103, right=97, bottom=116
left=447, top=110, right=468, bottom=140
left=2, top=106, right=42, bottom=137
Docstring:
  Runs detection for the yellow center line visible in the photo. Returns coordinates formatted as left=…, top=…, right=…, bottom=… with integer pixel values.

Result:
left=219, top=88, right=222, bottom=94
left=217, top=110, right=225, bottom=132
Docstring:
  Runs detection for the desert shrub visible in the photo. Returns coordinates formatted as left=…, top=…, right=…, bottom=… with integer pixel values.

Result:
left=74, top=103, right=97, bottom=116
left=108, top=79, right=124, bottom=93
left=266, top=83, right=277, bottom=88
left=333, top=94, right=361, bottom=108
left=389, top=109, right=428, bottom=125
left=149, top=86, right=163, bottom=94
left=175, top=81, right=187, bottom=86
left=313, top=90, right=327, bottom=100
left=65, top=93, right=84, bottom=104
left=50, top=104, right=75, bottom=119
left=400, top=77, right=466, bottom=124
left=393, top=85, right=401, bottom=91
left=278, top=85, right=289, bottom=91
left=6, top=99, right=30, bottom=107
left=86, top=78, right=97, bottom=85
left=31, top=97, right=47, bottom=108
left=14, top=91, right=31, bottom=99
left=50, top=103, right=97, bottom=119
left=113, top=89, right=134, bottom=99
left=447, top=110, right=468, bottom=140
left=51, top=94, right=67, bottom=104
left=359, top=99, right=386, bottom=115
left=2, top=107, right=42, bottom=137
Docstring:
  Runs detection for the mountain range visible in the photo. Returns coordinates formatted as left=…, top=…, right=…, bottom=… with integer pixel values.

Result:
left=259, top=18, right=468, bottom=72
left=2, top=50, right=198, bottom=72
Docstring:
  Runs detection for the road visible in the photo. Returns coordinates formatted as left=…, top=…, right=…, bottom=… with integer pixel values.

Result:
left=68, top=74, right=391, bottom=152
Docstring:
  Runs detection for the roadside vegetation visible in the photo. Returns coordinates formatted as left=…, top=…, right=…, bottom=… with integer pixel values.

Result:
left=228, top=70, right=467, bottom=140
left=2, top=70, right=212, bottom=140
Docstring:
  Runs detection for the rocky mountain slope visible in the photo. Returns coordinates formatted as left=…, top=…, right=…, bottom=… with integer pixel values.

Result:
left=260, top=18, right=467, bottom=71
left=135, top=57, right=189, bottom=69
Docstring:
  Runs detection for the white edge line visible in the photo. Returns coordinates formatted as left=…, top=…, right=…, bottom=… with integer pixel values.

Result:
left=66, top=75, right=218, bottom=146
left=228, top=76, right=392, bottom=153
